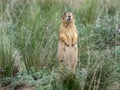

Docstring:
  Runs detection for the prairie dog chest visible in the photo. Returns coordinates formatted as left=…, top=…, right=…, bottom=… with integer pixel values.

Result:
left=65, top=28, right=75, bottom=41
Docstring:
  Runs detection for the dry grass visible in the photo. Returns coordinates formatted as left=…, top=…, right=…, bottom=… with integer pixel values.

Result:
left=0, top=0, right=120, bottom=90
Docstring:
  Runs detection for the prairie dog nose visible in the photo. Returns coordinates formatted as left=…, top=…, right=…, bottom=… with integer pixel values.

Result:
left=68, top=16, right=71, bottom=18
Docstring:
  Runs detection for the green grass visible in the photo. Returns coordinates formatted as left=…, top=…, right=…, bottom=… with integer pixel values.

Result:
left=0, top=0, right=120, bottom=90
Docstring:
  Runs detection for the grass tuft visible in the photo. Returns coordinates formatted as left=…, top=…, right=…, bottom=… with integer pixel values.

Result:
left=0, top=0, right=120, bottom=90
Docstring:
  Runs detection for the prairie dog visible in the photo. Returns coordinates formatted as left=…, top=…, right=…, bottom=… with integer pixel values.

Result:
left=56, top=12, right=78, bottom=73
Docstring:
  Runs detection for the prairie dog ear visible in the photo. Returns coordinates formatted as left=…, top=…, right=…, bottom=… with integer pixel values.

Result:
left=62, top=12, right=67, bottom=19
left=62, top=15, right=65, bottom=19
left=63, top=12, right=67, bottom=15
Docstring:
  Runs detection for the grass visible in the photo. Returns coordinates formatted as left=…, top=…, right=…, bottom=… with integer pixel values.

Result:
left=0, top=0, right=120, bottom=90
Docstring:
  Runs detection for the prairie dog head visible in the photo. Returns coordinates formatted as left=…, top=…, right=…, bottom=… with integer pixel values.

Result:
left=62, top=12, right=75, bottom=23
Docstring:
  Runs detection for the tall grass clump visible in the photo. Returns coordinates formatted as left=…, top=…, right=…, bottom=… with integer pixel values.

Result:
left=0, top=0, right=120, bottom=90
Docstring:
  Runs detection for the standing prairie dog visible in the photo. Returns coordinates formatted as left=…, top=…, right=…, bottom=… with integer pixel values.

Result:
left=56, top=12, right=78, bottom=74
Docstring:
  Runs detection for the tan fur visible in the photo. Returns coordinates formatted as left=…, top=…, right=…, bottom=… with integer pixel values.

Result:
left=56, top=12, right=78, bottom=73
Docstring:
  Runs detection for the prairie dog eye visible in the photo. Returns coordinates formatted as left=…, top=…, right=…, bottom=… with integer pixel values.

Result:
left=64, top=12, right=67, bottom=15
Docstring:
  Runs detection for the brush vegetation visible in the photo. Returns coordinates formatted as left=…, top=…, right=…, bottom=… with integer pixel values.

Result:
left=0, top=0, right=120, bottom=90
